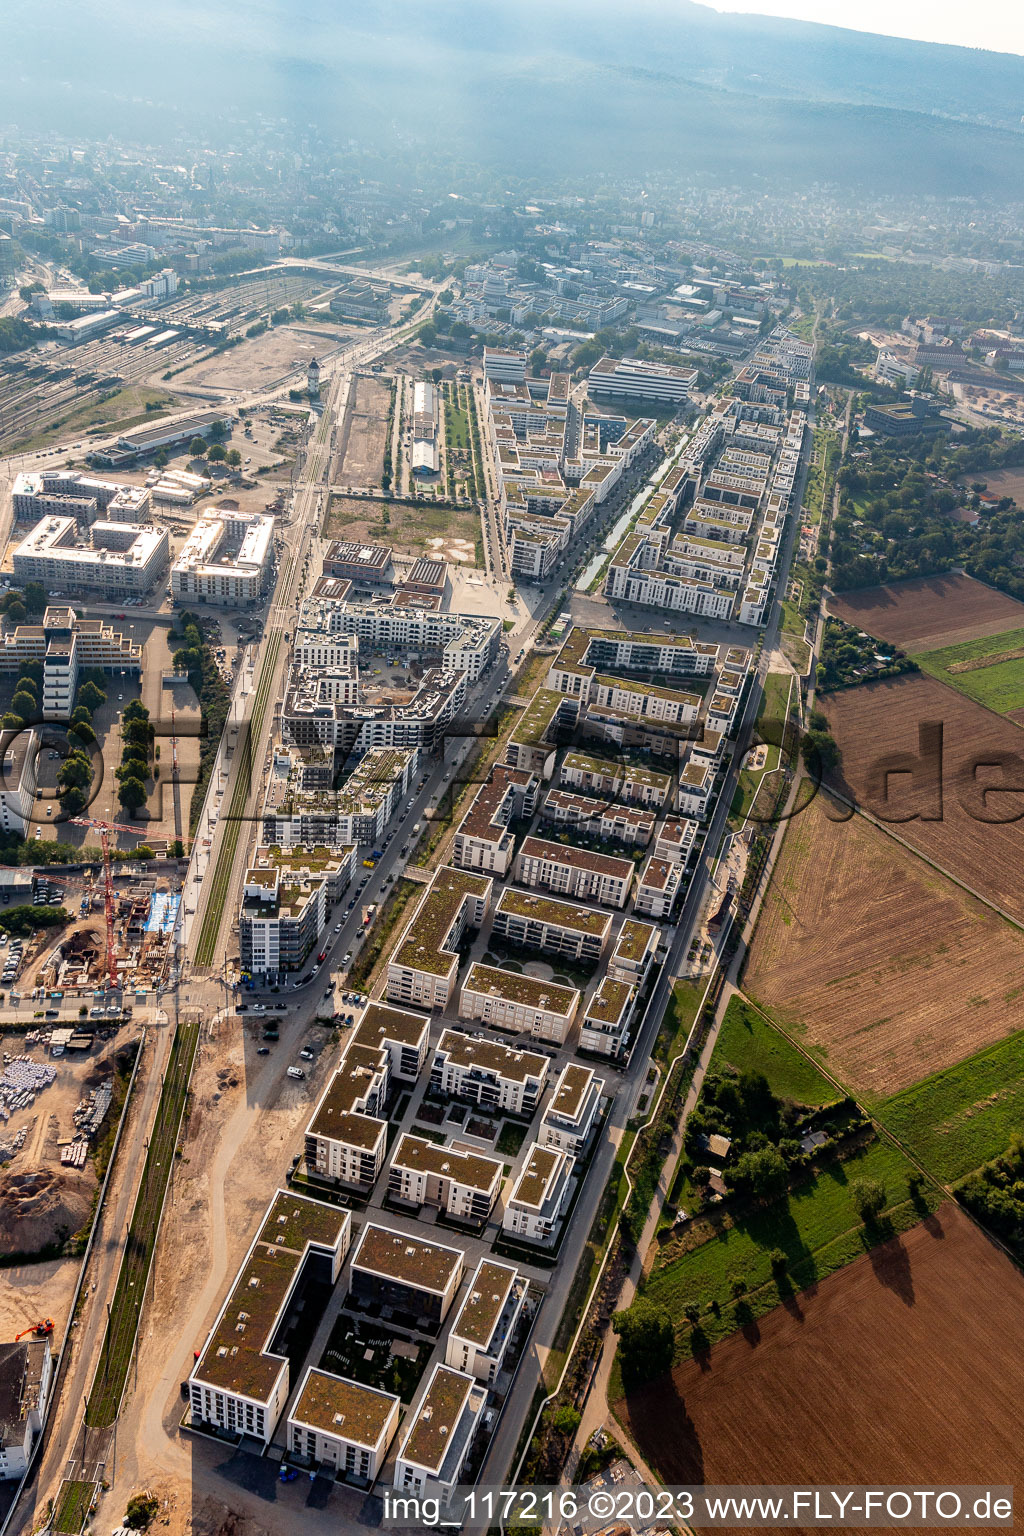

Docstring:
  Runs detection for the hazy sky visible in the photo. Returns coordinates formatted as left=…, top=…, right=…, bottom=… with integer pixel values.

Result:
left=705, top=0, right=1024, bottom=54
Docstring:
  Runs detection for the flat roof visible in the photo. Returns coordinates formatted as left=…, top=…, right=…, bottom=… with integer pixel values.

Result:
left=391, top=1133, right=502, bottom=1194
left=585, top=976, right=634, bottom=1026
left=290, top=1367, right=399, bottom=1449
left=510, top=1143, right=568, bottom=1210
left=494, top=886, right=612, bottom=937
left=393, top=867, right=491, bottom=979
left=548, top=1063, right=597, bottom=1126
left=400, top=1364, right=475, bottom=1474
left=462, top=962, right=579, bottom=1015
left=450, top=1259, right=519, bottom=1350
left=435, top=1028, right=548, bottom=1085
left=518, top=836, right=634, bottom=881
left=613, top=919, right=659, bottom=962
left=192, top=1192, right=349, bottom=1403
left=353, top=1002, right=429, bottom=1052
left=350, top=1223, right=463, bottom=1296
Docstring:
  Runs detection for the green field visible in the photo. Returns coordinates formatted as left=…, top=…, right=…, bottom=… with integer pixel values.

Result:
left=85, top=1013, right=201, bottom=1426
left=732, top=673, right=792, bottom=819
left=912, top=627, right=1024, bottom=714
left=52, top=1479, right=95, bottom=1535
left=876, top=1030, right=1024, bottom=1183
left=646, top=1137, right=938, bottom=1352
left=713, top=996, right=835, bottom=1107
left=443, top=396, right=471, bottom=452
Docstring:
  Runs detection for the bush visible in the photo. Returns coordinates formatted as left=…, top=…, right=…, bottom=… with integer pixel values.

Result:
left=612, top=1297, right=675, bottom=1382
left=124, top=1492, right=160, bottom=1530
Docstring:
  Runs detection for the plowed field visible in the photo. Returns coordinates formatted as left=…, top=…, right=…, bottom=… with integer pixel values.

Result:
left=745, top=795, right=1024, bottom=1096
left=828, top=572, right=1024, bottom=652
left=614, top=1205, right=1023, bottom=1536
left=821, top=673, right=1024, bottom=924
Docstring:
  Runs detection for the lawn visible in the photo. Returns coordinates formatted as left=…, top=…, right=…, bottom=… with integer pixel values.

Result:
left=52, top=1479, right=95, bottom=1535
left=645, top=1137, right=938, bottom=1353
left=653, top=979, right=703, bottom=1066
left=713, top=996, right=835, bottom=1107
left=912, top=626, right=1024, bottom=714
left=876, top=1030, right=1024, bottom=1183
left=496, top=1120, right=528, bottom=1157
left=732, top=673, right=792, bottom=819
left=320, top=1317, right=432, bottom=1402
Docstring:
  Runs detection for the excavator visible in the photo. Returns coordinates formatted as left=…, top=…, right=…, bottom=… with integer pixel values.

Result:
left=14, top=1319, right=54, bottom=1341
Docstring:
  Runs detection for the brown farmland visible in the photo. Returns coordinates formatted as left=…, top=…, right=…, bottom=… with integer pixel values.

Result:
left=822, top=672, right=1024, bottom=923
left=828, top=572, right=1024, bottom=652
left=614, top=1206, right=1023, bottom=1536
left=744, top=795, right=1024, bottom=1096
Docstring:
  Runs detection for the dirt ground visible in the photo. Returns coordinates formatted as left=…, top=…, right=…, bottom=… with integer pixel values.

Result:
left=956, top=464, right=1024, bottom=504
left=614, top=1205, right=1024, bottom=1535
left=169, top=322, right=346, bottom=393
left=822, top=673, right=1024, bottom=924
left=0, top=1254, right=81, bottom=1341
left=827, top=572, right=1024, bottom=653
left=323, top=493, right=481, bottom=563
left=336, top=374, right=392, bottom=488
left=745, top=794, right=1024, bottom=1097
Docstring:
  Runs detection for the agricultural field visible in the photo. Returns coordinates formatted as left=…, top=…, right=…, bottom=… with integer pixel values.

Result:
left=822, top=673, right=1024, bottom=924
left=876, top=1030, right=1024, bottom=1184
left=337, top=374, right=393, bottom=487
left=912, top=626, right=1024, bottom=716
left=745, top=794, right=1024, bottom=1097
left=645, top=1136, right=936, bottom=1352
left=323, top=493, right=481, bottom=563
left=828, top=571, right=1024, bottom=653
left=956, top=463, right=1024, bottom=505
left=615, top=1205, right=1024, bottom=1507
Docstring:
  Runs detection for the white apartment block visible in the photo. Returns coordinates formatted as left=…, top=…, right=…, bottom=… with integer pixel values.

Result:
left=0, top=1341, right=51, bottom=1481
left=349, top=1225, right=464, bottom=1326
left=540, top=788, right=655, bottom=848
left=580, top=977, right=638, bottom=1060
left=491, top=887, right=612, bottom=965
left=451, top=765, right=539, bottom=877
left=607, top=919, right=660, bottom=988
left=170, top=510, right=274, bottom=605
left=393, top=1364, right=487, bottom=1505
left=483, top=348, right=527, bottom=382
left=514, top=837, right=634, bottom=910
left=459, top=962, right=580, bottom=1047
left=654, top=816, right=699, bottom=865
left=13, top=515, right=168, bottom=596
left=431, top=1029, right=549, bottom=1117
left=388, top=1134, right=503, bottom=1223
left=678, top=760, right=716, bottom=819
left=0, top=730, right=39, bottom=838
left=540, top=1063, right=604, bottom=1156
left=189, top=1193, right=350, bottom=1444
left=287, top=1369, right=400, bottom=1485
left=502, top=1142, right=575, bottom=1245
left=387, top=867, right=492, bottom=1011
left=634, top=856, right=685, bottom=919
left=444, top=1259, right=526, bottom=1387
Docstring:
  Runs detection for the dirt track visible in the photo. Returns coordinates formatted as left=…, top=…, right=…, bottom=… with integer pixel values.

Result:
left=614, top=1204, right=1024, bottom=1536
left=745, top=794, right=1024, bottom=1096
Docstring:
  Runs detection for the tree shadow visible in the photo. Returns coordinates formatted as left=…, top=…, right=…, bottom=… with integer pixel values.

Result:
left=622, top=1369, right=705, bottom=1483
left=865, top=1222, right=915, bottom=1306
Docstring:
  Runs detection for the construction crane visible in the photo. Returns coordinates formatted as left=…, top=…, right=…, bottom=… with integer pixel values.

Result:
left=71, top=816, right=135, bottom=992
left=15, top=1319, right=54, bottom=1340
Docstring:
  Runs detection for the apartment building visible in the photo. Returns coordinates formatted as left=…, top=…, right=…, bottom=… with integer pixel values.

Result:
left=459, top=962, right=580, bottom=1046
left=634, top=856, right=685, bottom=920
left=188, top=1193, right=351, bottom=1444
left=386, top=867, right=492, bottom=1011
left=262, top=747, right=418, bottom=851
left=322, top=541, right=394, bottom=584
left=13, top=516, right=169, bottom=597
left=514, top=837, right=634, bottom=910
left=388, top=1134, right=503, bottom=1223
left=287, top=1368, right=400, bottom=1485
left=654, top=817, right=699, bottom=865
left=393, top=1363, right=487, bottom=1504
left=0, top=729, right=39, bottom=838
left=451, top=765, right=539, bottom=877
left=0, top=606, right=141, bottom=723
left=607, top=919, right=660, bottom=988
left=239, top=845, right=355, bottom=980
left=491, top=888, right=612, bottom=965
left=678, top=759, right=716, bottom=819
left=0, top=1341, right=51, bottom=1481
left=504, top=689, right=578, bottom=777
left=548, top=627, right=718, bottom=695
left=502, top=1143, right=575, bottom=1245
left=580, top=977, right=638, bottom=1060
left=540, top=1063, right=604, bottom=1155
left=539, top=788, right=655, bottom=848
left=431, top=1029, right=549, bottom=1117
left=170, top=511, right=274, bottom=605
left=444, top=1259, right=526, bottom=1387
left=352, top=1002, right=430, bottom=1082
left=303, top=1041, right=390, bottom=1192
left=348, top=1224, right=465, bottom=1325
left=483, top=348, right=527, bottom=382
